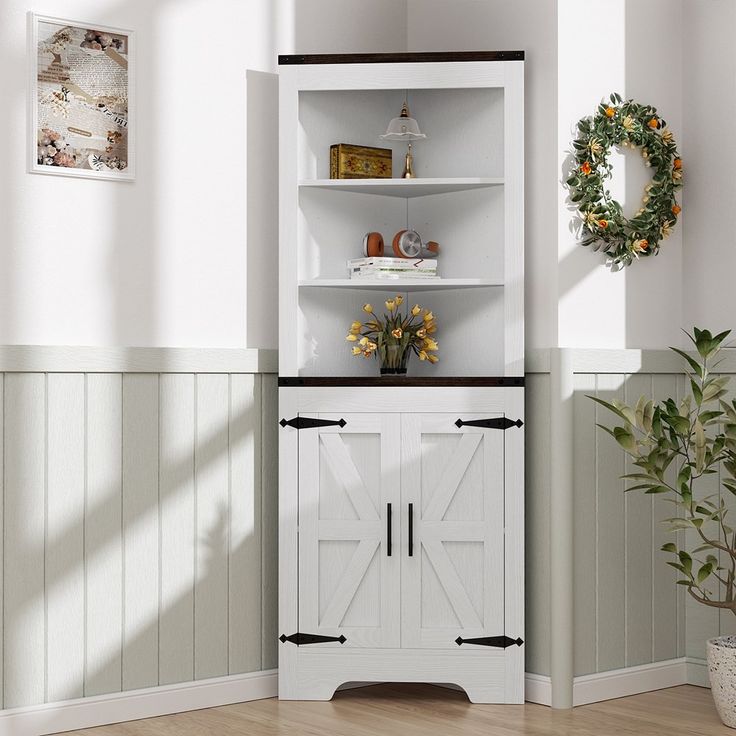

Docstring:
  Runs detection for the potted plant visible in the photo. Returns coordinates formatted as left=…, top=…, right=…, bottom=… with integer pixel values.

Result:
left=346, top=296, right=438, bottom=374
left=593, top=328, right=736, bottom=726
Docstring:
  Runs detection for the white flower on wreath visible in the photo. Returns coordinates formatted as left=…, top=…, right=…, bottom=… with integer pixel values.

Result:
left=660, top=220, right=674, bottom=239
left=631, top=238, right=649, bottom=256
left=672, top=169, right=683, bottom=182
left=588, top=137, right=604, bottom=158
left=622, top=115, right=635, bottom=132
left=584, top=210, right=600, bottom=227
left=661, top=129, right=674, bottom=144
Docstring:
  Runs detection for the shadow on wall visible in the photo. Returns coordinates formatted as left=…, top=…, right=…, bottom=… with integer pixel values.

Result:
left=2, top=376, right=268, bottom=710
left=1, top=0, right=282, bottom=713
left=246, top=71, right=279, bottom=348
left=557, top=0, right=684, bottom=349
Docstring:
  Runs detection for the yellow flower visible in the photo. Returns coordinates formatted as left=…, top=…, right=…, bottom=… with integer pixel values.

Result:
left=359, top=336, right=369, bottom=346
left=661, top=129, right=674, bottom=144
left=418, top=350, right=428, bottom=361
left=350, top=321, right=361, bottom=334
left=427, top=323, right=437, bottom=334
left=423, top=338, right=438, bottom=351
left=622, top=115, right=635, bottom=132
left=385, top=299, right=396, bottom=311
left=391, top=328, right=403, bottom=339
left=416, top=327, right=427, bottom=338
left=351, top=346, right=362, bottom=355
left=395, top=295, right=404, bottom=306
left=411, top=304, right=421, bottom=316
left=346, top=334, right=358, bottom=342
left=362, top=303, right=373, bottom=313
left=427, top=354, right=439, bottom=364
left=423, top=311, right=434, bottom=322
left=366, top=341, right=377, bottom=352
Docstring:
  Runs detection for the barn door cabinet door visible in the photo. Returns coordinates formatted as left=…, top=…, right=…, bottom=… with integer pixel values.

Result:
left=298, top=413, right=401, bottom=648
left=295, top=411, right=507, bottom=650
left=400, top=414, right=504, bottom=649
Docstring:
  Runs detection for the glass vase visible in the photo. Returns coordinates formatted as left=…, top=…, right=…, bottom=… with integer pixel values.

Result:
left=380, top=344, right=410, bottom=375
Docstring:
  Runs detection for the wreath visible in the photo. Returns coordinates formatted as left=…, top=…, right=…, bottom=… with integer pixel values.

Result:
left=567, top=93, right=683, bottom=268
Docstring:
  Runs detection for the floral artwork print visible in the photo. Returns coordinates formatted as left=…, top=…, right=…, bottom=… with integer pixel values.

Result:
left=33, top=17, right=132, bottom=178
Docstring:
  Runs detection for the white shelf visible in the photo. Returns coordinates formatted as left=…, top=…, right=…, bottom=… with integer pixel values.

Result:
left=298, top=177, right=503, bottom=198
left=299, top=278, right=502, bottom=292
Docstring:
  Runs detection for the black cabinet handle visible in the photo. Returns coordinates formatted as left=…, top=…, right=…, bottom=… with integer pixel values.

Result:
left=408, top=503, right=414, bottom=557
left=387, top=503, right=392, bottom=556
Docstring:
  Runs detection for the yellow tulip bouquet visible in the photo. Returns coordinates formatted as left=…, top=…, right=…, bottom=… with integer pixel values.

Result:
left=346, top=296, right=438, bottom=375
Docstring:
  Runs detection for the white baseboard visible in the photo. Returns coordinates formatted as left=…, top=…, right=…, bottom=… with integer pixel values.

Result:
left=686, top=657, right=709, bottom=687
left=0, top=669, right=277, bottom=736
left=572, top=658, right=687, bottom=706
left=524, top=673, right=552, bottom=705
left=525, top=658, right=695, bottom=708
left=0, top=660, right=709, bottom=735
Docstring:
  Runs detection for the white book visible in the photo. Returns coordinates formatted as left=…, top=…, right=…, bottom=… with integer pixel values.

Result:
left=347, top=257, right=437, bottom=271
left=350, top=270, right=440, bottom=280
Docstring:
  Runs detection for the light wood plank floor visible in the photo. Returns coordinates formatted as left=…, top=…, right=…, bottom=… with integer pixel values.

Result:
left=60, top=684, right=730, bottom=735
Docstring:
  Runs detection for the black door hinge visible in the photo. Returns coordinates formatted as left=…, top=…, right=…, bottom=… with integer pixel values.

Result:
left=279, top=416, right=347, bottom=430
left=455, top=635, right=524, bottom=648
left=279, top=632, right=347, bottom=646
left=455, top=417, right=523, bottom=430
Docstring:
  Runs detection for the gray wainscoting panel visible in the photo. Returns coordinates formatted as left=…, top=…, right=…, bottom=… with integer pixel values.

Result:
left=572, top=372, right=688, bottom=676
left=528, top=363, right=692, bottom=680
left=261, top=374, right=279, bottom=671
left=4, top=374, right=46, bottom=708
left=525, top=373, right=551, bottom=676
left=572, top=373, right=596, bottom=677
left=86, top=374, right=124, bottom=697
left=0, top=368, right=276, bottom=710
left=685, top=375, right=736, bottom=660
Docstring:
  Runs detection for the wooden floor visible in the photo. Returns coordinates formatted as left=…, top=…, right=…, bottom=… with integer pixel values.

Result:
left=61, top=684, right=730, bottom=735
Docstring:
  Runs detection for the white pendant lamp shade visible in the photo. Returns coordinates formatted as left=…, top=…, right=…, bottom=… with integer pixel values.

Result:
left=379, top=101, right=427, bottom=141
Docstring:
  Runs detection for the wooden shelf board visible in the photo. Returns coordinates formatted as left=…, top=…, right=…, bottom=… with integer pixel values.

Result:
left=279, top=376, right=524, bottom=387
left=298, top=177, right=503, bottom=198
left=298, top=278, right=503, bottom=292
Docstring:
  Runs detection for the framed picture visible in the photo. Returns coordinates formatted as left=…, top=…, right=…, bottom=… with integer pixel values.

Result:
left=28, top=12, right=135, bottom=181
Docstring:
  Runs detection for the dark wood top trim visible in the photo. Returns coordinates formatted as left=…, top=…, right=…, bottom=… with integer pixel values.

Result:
left=278, top=51, right=524, bottom=66
left=278, top=377, right=525, bottom=388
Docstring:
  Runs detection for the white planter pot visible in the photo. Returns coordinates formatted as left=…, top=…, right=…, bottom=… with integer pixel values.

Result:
left=708, top=636, right=736, bottom=728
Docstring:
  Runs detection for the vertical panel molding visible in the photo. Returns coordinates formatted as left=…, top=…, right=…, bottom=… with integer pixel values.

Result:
left=549, top=349, right=574, bottom=709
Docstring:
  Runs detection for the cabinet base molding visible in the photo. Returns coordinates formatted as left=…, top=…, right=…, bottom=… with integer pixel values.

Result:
left=0, top=670, right=277, bottom=736
left=281, top=648, right=521, bottom=704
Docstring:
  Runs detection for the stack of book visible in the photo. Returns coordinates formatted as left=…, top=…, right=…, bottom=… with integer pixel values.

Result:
left=347, top=257, right=439, bottom=280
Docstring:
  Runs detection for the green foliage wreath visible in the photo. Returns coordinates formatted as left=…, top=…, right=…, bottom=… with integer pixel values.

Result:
left=567, top=93, right=683, bottom=269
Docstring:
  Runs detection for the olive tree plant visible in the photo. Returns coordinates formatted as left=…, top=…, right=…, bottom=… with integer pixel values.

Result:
left=593, top=328, right=736, bottom=614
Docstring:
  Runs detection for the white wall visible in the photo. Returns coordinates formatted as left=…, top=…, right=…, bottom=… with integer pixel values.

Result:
left=557, top=0, right=684, bottom=349
left=408, top=0, right=559, bottom=351
left=410, top=0, right=684, bottom=350
left=681, top=0, right=736, bottom=337
left=0, top=0, right=703, bottom=350
left=0, top=0, right=407, bottom=350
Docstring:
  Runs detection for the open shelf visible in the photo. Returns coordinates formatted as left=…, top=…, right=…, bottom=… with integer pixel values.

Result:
left=299, top=278, right=502, bottom=291
left=299, top=177, right=503, bottom=198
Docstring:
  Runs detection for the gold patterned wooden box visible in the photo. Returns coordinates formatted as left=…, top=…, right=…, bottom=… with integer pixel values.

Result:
left=330, top=143, right=392, bottom=179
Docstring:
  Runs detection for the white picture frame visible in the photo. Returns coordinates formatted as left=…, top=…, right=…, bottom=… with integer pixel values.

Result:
left=28, top=12, right=136, bottom=181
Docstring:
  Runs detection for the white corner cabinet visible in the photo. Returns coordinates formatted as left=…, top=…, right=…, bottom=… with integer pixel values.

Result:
left=277, top=52, right=525, bottom=703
